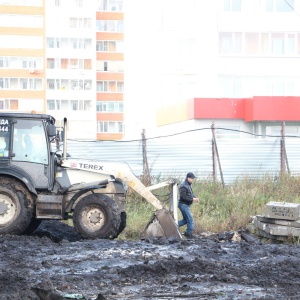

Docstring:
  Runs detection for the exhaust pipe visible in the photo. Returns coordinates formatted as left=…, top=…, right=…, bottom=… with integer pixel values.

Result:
left=63, top=117, right=67, bottom=160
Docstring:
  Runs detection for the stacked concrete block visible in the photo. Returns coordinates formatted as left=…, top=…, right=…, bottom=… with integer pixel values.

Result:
left=252, top=202, right=300, bottom=241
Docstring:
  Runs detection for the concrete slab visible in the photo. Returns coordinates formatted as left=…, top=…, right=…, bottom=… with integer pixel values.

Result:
left=256, top=215, right=300, bottom=228
left=253, top=217, right=300, bottom=237
left=256, top=229, right=288, bottom=242
left=264, top=202, right=300, bottom=221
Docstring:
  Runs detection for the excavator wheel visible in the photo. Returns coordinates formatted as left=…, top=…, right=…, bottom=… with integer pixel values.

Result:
left=73, top=193, right=121, bottom=239
left=0, top=178, right=33, bottom=235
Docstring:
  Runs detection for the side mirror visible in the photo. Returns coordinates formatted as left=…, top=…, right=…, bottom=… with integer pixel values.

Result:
left=47, top=124, right=56, bottom=137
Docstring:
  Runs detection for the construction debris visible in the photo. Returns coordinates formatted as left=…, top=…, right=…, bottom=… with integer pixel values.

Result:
left=253, top=201, right=300, bottom=241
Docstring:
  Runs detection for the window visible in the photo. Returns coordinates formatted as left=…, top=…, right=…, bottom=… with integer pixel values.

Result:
left=97, top=41, right=108, bottom=51
left=47, top=38, right=60, bottom=48
left=97, top=81, right=108, bottom=92
left=12, top=119, right=48, bottom=165
left=245, top=33, right=259, bottom=55
left=0, top=57, right=9, bottom=68
left=219, top=31, right=299, bottom=56
left=96, top=101, right=123, bottom=112
left=70, top=58, right=78, bottom=69
left=47, top=99, right=91, bottom=111
left=117, top=82, right=124, bottom=92
left=97, top=121, right=123, bottom=133
left=272, top=33, right=284, bottom=55
left=224, top=0, right=241, bottom=11
left=70, top=18, right=91, bottom=29
left=0, top=99, right=18, bottom=110
left=96, top=60, right=124, bottom=72
left=0, top=78, right=42, bottom=90
left=266, top=0, right=294, bottom=12
left=47, top=58, right=55, bottom=69
left=0, top=128, right=10, bottom=158
left=48, top=80, right=55, bottom=90
left=96, top=40, right=123, bottom=52
left=98, top=0, right=123, bottom=11
left=97, top=81, right=124, bottom=93
left=219, top=33, right=233, bottom=54
left=218, top=76, right=243, bottom=97
left=84, top=39, right=91, bottom=49
left=47, top=100, right=55, bottom=110
left=75, top=0, right=83, bottom=7
left=71, top=100, right=78, bottom=110
left=96, top=20, right=124, bottom=32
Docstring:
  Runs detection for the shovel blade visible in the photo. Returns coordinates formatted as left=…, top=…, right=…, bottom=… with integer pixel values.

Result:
left=142, top=208, right=182, bottom=239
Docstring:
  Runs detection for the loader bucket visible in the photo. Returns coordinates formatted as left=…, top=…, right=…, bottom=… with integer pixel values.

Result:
left=142, top=208, right=182, bottom=239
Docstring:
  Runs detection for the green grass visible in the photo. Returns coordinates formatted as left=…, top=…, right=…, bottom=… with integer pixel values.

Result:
left=119, top=174, right=300, bottom=239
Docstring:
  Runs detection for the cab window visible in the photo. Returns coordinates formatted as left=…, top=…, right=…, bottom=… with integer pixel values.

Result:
left=0, top=131, right=10, bottom=157
left=12, top=119, right=48, bottom=165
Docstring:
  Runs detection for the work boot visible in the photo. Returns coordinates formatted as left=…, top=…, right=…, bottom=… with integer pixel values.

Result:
left=184, top=232, right=194, bottom=239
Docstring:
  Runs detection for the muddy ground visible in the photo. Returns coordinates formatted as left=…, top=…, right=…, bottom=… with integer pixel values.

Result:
left=0, top=221, right=300, bottom=300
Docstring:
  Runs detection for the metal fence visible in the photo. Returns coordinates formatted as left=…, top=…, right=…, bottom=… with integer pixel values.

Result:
left=66, top=128, right=300, bottom=185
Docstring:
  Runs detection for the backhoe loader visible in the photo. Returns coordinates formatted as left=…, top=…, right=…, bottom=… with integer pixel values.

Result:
left=0, top=113, right=181, bottom=239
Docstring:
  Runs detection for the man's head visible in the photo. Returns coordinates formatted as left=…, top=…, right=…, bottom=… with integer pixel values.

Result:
left=186, top=172, right=196, bottom=183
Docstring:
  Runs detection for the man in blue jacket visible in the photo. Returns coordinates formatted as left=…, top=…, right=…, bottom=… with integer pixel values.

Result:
left=178, top=172, right=199, bottom=238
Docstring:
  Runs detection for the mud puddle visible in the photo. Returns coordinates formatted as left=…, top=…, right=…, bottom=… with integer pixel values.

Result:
left=0, top=220, right=299, bottom=300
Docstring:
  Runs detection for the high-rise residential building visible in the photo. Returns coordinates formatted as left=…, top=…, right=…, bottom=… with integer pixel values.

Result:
left=96, top=0, right=124, bottom=140
left=45, top=0, right=96, bottom=140
left=0, top=0, right=45, bottom=113
left=0, top=0, right=124, bottom=141
left=124, top=0, right=300, bottom=138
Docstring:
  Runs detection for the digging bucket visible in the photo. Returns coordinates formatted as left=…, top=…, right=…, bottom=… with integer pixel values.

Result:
left=142, top=208, right=182, bottom=239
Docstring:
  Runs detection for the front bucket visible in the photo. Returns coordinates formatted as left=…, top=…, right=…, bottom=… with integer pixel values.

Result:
left=142, top=208, right=182, bottom=239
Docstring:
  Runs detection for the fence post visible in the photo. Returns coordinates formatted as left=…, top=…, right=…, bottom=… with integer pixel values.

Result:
left=141, top=129, right=151, bottom=186
left=211, top=123, right=225, bottom=188
left=212, top=123, right=217, bottom=182
left=281, top=122, right=290, bottom=176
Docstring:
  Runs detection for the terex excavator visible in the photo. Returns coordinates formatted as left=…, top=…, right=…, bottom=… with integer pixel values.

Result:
left=0, top=113, right=181, bottom=239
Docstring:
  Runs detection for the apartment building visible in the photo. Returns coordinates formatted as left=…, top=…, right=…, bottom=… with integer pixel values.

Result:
left=96, top=0, right=124, bottom=140
left=45, top=0, right=96, bottom=139
left=124, top=0, right=300, bottom=138
left=0, top=0, right=124, bottom=140
left=0, top=0, right=45, bottom=113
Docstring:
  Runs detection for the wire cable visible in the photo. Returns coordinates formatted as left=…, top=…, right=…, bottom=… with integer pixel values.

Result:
left=67, top=126, right=300, bottom=143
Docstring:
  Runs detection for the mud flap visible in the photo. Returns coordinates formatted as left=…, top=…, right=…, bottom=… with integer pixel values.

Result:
left=142, top=208, right=182, bottom=239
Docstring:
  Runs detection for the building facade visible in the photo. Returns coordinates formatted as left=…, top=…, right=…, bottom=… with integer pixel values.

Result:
left=1, top=0, right=300, bottom=140
left=0, top=0, right=124, bottom=140
left=96, top=0, right=124, bottom=140
left=123, top=0, right=300, bottom=138
left=0, top=0, right=45, bottom=114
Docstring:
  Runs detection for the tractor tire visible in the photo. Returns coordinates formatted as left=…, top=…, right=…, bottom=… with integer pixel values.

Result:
left=22, top=218, right=42, bottom=235
left=0, top=179, right=33, bottom=235
left=73, top=194, right=121, bottom=239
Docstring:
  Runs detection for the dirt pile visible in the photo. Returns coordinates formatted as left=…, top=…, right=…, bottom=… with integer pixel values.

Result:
left=0, top=220, right=299, bottom=300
